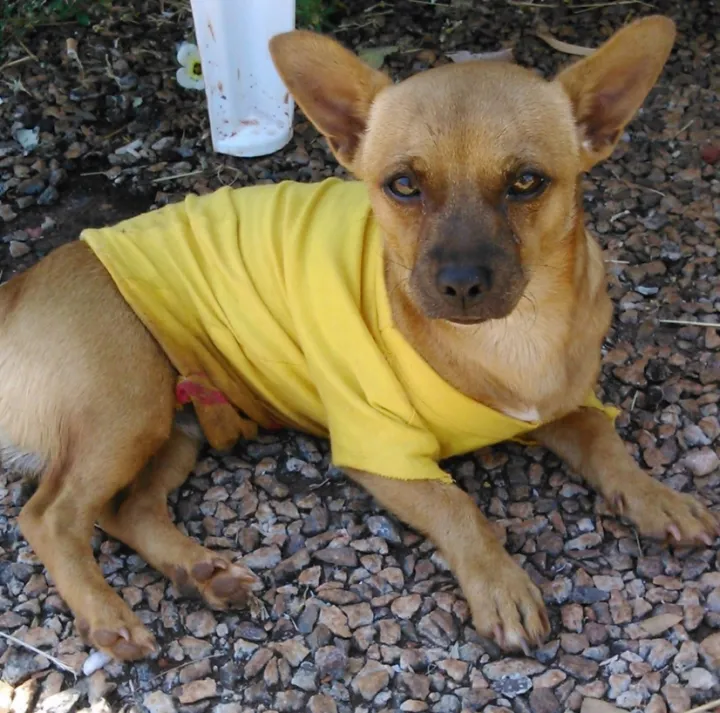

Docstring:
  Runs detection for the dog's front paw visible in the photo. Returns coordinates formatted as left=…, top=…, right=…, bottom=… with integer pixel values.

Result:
left=609, top=476, right=719, bottom=547
left=463, top=553, right=550, bottom=654
left=77, top=607, right=157, bottom=661
left=173, top=555, right=260, bottom=610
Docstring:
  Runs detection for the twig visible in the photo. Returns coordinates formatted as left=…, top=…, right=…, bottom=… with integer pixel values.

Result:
left=508, top=1, right=559, bottom=6
left=659, top=319, right=720, bottom=329
left=151, top=170, right=206, bottom=184
left=609, top=209, right=630, bottom=223
left=671, top=118, right=695, bottom=140
left=0, top=630, right=77, bottom=677
left=605, top=259, right=630, bottom=264
left=572, top=0, right=654, bottom=9
left=633, top=527, right=644, bottom=557
left=16, top=37, right=39, bottom=63
left=101, top=124, right=131, bottom=141
left=611, top=170, right=666, bottom=197
left=630, top=390, right=639, bottom=411
left=146, top=653, right=223, bottom=684
left=0, top=56, right=32, bottom=71
left=686, top=700, right=720, bottom=713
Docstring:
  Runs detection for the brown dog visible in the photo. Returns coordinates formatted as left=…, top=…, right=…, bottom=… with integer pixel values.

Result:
left=2, top=16, right=716, bottom=661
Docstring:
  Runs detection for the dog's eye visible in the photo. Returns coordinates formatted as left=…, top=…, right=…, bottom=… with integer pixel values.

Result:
left=508, top=172, right=546, bottom=199
left=386, top=175, right=421, bottom=200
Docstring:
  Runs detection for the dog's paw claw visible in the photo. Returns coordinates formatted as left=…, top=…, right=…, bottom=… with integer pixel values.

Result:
left=613, top=479, right=718, bottom=548
left=464, top=556, right=550, bottom=654
left=175, top=556, right=260, bottom=610
left=77, top=615, right=156, bottom=661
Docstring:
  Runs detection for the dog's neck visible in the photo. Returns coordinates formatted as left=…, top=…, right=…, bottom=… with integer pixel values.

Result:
left=384, top=210, right=612, bottom=423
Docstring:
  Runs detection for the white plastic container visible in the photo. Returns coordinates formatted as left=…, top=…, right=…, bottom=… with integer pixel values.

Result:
left=190, top=0, right=296, bottom=158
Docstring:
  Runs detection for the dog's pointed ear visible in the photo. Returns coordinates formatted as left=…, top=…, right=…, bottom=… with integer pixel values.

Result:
left=555, top=15, right=676, bottom=170
left=270, top=30, right=392, bottom=170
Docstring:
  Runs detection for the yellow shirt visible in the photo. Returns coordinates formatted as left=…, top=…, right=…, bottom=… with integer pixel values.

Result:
left=82, top=178, right=616, bottom=484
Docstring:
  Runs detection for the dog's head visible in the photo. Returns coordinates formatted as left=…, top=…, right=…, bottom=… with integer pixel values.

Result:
left=270, top=17, right=675, bottom=324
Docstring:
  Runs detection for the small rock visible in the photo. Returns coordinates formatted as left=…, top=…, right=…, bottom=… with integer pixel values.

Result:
left=580, top=701, right=623, bottom=713
left=683, top=448, right=719, bottom=477
left=242, top=545, right=281, bottom=569
left=16, top=177, right=46, bottom=196
left=648, top=640, right=678, bottom=669
left=318, top=605, right=351, bottom=638
left=143, top=691, right=177, bottom=713
left=391, top=594, right=422, bottom=619
left=315, top=645, right=347, bottom=679
left=483, top=659, right=546, bottom=680
left=244, top=647, right=273, bottom=678
left=302, top=505, right=328, bottom=535
left=236, top=621, right=267, bottom=642
left=185, top=610, right=217, bottom=638
left=661, top=683, right=690, bottom=713
left=700, top=632, right=720, bottom=669
left=534, top=669, right=566, bottom=688
left=176, top=678, right=218, bottom=704
left=529, top=689, right=561, bottom=713
left=48, top=168, right=68, bottom=187
left=35, top=691, right=80, bottom=713
left=37, top=186, right=59, bottom=206
left=616, top=688, right=648, bottom=709
left=639, top=613, right=682, bottom=636
left=685, top=667, right=716, bottom=690
left=9, top=240, right=31, bottom=258
left=367, top=515, right=402, bottom=543
left=2, top=649, right=48, bottom=685
left=673, top=640, right=698, bottom=674
left=609, top=591, right=632, bottom=624
left=608, top=673, right=630, bottom=698
left=344, top=602, right=373, bottom=629
left=352, top=660, right=390, bottom=701
left=275, top=690, right=306, bottom=711
left=0, top=204, right=17, bottom=222
left=645, top=694, right=668, bottom=713
left=562, top=603, right=584, bottom=632
left=308, top=694, right=338, bottom=713
left=314, top=546, right=358, bottom=567
left=565, top=533, right=602, bottom=551
left=432, top=694, right=460, bottom=713
left=536, top=639, right=561, bottom=664
left=558, top=655, right=599, bottom=682
left=492, top=673, right=532, bottom=698
left=593, top=576, right=624, bottom=592
left=291, top=663, right=318, bottom=691
left=273, top=639, right=310, bottom=667
left=152, top=137, right=176, bottom=152
left=417, top=610, right=458, bottom=647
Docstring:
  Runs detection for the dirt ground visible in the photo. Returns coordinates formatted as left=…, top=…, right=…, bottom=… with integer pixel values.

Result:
left=0, top=1, right=718, bottom=712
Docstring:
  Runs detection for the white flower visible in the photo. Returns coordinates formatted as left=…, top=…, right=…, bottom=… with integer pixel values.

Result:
left=176, top=42, right=204, bottom=91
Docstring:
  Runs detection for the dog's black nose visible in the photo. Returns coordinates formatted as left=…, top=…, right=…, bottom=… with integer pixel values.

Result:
left=436, top=265, right=492, bottom=305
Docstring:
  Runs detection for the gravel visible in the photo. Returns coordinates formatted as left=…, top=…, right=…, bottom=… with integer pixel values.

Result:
left=1, top=0, right=719, bottom=712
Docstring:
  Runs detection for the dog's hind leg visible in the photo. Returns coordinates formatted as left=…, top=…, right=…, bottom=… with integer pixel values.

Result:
left=2, top=241, right=177, bottom=660
left=98, top=418, right=260, bottom=610
left=19, top=434, right=168, bottom=660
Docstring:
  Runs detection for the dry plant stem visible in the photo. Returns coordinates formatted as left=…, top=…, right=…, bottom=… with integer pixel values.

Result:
left=0, top=630, right=78, bottom=676
left=686, top=700, right=720, bottom=713
left=659, top=319, right=720, bottom=328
